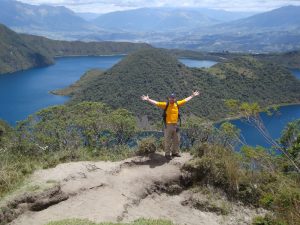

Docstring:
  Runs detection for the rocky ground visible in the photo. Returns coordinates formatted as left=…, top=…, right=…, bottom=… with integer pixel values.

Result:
left=1, top=153, right=265, bottom=225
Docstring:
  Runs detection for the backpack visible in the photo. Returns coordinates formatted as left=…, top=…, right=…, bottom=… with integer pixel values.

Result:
left=162, top=101, right=181, bottom=127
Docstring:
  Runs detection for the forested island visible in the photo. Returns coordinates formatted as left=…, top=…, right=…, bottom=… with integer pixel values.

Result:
left=54, top=48, right=300, bottom=123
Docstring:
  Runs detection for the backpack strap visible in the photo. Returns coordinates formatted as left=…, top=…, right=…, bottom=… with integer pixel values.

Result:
left=162, top=102, right=169, bottom=127
left=176, top=101, right=182, bottom=127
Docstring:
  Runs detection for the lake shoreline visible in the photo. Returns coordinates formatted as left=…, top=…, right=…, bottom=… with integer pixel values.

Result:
left=54, top=54, right=127, bottom=58
left=215, top=101, right=300, bottom=124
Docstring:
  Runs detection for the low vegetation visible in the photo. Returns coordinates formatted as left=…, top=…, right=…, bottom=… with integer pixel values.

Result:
left=182, top=104, right=300, bottom=225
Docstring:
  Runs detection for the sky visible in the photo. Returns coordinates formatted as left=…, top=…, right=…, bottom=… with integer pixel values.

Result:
left=17, top=0, right=300, bottom=14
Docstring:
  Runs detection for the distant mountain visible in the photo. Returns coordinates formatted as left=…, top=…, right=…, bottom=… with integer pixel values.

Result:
left=77, top=12, right=102, bottom=21
left=168, top=5, right=300, bottom=52
left=188, top=8, right=256, bottom=22
left=0, top=23, right=152, bottom=74
left=93, top=8, right=214, bottom=32
left=0, top=23, right=53, bottom=74
left=92, top=7, right=253, bottom=32
left=0, top=0, right=96, bottom=32
left=220, top=5, right=300, bottom=31
left=60, top=48, right=300, bottom=121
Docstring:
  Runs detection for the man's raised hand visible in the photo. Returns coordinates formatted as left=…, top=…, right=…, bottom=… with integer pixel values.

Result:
left=141, top=95, right=149, bottom=101
left=192, top=90, right=200, bottom=97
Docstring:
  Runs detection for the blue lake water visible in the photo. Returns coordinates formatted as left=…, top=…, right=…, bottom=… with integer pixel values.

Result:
left=179, top=58, right=218, bottom=68
left=228, top=104, right=300, bottom=148
left=0, top=56, right=123, bottom=125
left=291, top=68, right=300, bottom=79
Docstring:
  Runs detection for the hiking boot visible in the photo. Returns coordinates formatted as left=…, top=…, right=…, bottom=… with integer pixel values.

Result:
left=165, top=153, right=172, bottom=160
left=171, top=153, right=181, bottom=157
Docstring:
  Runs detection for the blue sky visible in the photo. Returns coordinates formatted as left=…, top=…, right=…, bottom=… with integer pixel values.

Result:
left=17, top=0, right=300, bottom=13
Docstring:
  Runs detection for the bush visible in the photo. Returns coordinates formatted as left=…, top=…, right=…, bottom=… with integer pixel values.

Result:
left=252, top=215, right=286, bottom=225
left=14, top=102, right=137, bottom=154
left=183, top=144, right=244, bottom=198
left=136, top=137, right=158, bottom=156
left=184, top=141, right=300, bottom=224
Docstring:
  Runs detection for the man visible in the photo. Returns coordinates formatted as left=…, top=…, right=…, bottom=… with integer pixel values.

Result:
left=141, top=91, right=200, bottom=159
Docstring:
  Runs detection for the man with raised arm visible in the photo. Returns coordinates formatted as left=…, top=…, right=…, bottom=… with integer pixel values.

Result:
left=141, top=91, right=200, bottom=159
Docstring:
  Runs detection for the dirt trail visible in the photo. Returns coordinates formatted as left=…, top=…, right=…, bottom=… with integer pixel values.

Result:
left=7, top=153, right=264, bottom=225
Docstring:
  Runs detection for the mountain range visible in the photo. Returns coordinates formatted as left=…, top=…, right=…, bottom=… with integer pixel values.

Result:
left=0, top=1, right=299, bottom=52
left=91, top=7, right=254, bottom=32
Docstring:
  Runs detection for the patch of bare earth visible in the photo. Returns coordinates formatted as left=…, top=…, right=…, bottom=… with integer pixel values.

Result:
left=3, top=153, right=265, bottom=225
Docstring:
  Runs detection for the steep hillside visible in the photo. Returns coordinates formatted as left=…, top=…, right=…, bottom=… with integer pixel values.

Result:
left=0, top=24, right=53, bottom=74
left=59, top=48, right=300, bottom=121
left=0, top=23, right=151, bottom=74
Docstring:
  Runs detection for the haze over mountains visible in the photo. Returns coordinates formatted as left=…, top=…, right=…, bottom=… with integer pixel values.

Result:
left=0, top=0, right=98, bottom=33
left=91, top=7, right=254, bottom=32
left=0, top=0, right=300, bottom=52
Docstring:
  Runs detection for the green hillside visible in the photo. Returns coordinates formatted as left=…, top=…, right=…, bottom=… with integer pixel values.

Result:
left=59, top=48, right=300, bottom=122
left=0, top=23, right=151, bottom=75
left=0, top=24, right=53, bottom=74
left=256, top=50, right=300, bottom=69
left=21, top=34, right=152, bottom=57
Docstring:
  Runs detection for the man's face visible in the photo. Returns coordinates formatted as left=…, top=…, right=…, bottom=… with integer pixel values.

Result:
left=169, top=97, right=175, bottom=104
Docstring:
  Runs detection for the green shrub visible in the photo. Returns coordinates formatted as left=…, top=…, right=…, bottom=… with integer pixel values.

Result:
left=14, top=102, right=137, bottom=154
left=183, top=144, right=243, bottom=197
left=252, top=215, right=286, bottom=225
left=136, top=137, right=158, bottom=155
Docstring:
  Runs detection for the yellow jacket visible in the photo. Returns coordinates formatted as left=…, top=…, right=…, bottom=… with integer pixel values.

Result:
left=156, top=100, right=186, bottom=124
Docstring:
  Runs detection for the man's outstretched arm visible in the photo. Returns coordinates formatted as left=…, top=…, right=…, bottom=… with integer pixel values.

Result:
left=141, top=94, right=158, bottom=105
left=184, top=90, right=200, bottom=102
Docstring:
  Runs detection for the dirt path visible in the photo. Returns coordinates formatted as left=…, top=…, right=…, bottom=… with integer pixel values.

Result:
left=7, top=153, right=264, bottom=225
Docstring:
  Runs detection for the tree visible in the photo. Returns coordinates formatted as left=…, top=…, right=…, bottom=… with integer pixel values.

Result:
left=280, top=119, right=300, bottom=168
left=14, top=102, right=137, bottom=153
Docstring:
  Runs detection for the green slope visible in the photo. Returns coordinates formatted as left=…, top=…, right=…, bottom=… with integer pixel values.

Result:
left=0, top=24, right=53, bottom=74
left=0, top=23, right=152, bottom=75
left=20, top=34, right=152, bottom=57
left=57, top=48, right=300, bottom=121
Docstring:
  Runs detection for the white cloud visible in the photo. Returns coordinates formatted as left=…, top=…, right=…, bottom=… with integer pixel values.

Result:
left=17, top=0, right=300, bottom=13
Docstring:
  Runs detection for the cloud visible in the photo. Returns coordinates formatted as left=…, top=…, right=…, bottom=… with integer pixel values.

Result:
left=17, top=0, right=300, bottom=13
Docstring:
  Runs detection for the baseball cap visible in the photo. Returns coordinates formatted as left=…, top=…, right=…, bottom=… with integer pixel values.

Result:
left=169, top=93, right=176, bottom=99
